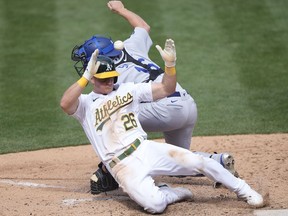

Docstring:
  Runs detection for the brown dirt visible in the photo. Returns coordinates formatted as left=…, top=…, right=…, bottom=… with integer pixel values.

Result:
left=0, top=133, right=287, bottom=216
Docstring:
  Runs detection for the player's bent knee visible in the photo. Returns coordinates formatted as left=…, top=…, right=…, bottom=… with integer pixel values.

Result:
left=142, top=196, right=167, bottom=214
left=144, top=202, right=166, bottom=214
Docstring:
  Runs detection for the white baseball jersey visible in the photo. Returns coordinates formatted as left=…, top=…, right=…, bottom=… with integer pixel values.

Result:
left=72, top=82, right=152, bottom=164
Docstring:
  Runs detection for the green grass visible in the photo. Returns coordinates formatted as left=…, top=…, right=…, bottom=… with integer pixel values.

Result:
left=0, top=0, right=287, bottom=154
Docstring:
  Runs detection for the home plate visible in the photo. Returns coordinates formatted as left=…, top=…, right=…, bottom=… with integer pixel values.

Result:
left=254, top=209, right=288, bottom=216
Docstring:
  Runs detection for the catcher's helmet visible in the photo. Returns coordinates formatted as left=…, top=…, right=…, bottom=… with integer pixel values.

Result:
left=71, top=35, right=121, bottom=77
left=95, top=55, right=119, bottom=83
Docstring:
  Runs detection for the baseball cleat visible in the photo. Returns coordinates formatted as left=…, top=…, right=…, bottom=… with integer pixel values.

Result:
left=211, top=152, right=239, bottom=177
left=237, top=187, right=264, bottom=207
left=173, top=187, right=194, bottom=202
left=221, top=153, right=239, bottom=177
left=157, top=182, right=170, bottom=188
left=157, top=183, right=193, bottom=202
left=212, top=153, right=239, bottom=188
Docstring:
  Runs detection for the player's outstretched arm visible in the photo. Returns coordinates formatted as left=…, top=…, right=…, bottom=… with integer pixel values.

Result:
left=107, top=1, right=150, bottom=32
left=60, top=49, right=100, bottom=115
left=152, top=39, right=177, bottom=101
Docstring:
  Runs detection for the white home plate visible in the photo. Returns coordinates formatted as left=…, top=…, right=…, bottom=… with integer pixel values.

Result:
left=254, top=209, right=288, bottom=216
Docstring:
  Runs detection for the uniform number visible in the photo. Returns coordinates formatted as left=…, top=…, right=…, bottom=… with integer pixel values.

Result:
left=122, top=113, right=138, bottom=131
left=135, top=58, right=161, bottom=73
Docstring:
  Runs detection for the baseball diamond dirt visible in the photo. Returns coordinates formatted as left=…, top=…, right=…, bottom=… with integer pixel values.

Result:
left=0, top=133, right=287, bottom=216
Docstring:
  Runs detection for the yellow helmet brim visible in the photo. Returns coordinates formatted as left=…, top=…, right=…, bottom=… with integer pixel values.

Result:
left=93, top=71, right=120, bottom=79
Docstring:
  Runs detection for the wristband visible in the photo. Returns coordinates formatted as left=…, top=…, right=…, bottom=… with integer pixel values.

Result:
left=165, top=66, right=176, bottom=76
left=77, top=77, right=89, bottom=88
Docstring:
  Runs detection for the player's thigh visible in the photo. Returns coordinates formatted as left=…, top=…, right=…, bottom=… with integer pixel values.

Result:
left=164, top=99, right=197, bottom=148
left=138, top=97, right=197, bottom=132
left=164, top=126, right=194, bottom=149
left=141, top=140, right=205, bottom=176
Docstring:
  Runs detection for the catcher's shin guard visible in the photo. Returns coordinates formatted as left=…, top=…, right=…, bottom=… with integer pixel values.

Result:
left=90, top=162, right=119, bottom=195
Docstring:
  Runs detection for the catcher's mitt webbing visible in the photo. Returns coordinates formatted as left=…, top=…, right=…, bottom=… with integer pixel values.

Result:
left=90, top=164, right=119, bottom=194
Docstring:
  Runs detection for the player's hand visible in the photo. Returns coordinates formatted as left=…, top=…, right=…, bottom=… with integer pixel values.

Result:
left=82, top=49, right=100, bottom=80
left=156, top=39, right=177, bottom=67
left=107, top=1, right=124, bottom=13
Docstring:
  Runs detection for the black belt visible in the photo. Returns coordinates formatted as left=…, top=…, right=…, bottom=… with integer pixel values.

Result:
left=167, top=91, right=181, bottom=98
left=109, top=138, right=141, bottom=168
left=167, top=91, right=190, bottom=98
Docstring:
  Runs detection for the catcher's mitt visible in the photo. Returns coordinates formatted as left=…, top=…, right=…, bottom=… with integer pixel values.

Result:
left=90, top=163, right=119, bottom=195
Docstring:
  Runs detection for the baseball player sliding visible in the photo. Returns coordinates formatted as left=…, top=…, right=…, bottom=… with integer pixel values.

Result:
left=61, top=38, right=264, bottom=213
left=71, top=0, right=238, bottom=194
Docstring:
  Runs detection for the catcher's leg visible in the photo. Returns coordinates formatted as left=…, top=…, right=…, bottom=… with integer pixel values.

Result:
left=90, top=162, right=119, bottom=195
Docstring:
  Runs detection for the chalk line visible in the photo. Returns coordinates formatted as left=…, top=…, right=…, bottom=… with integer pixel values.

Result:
left=62, top=195, right=130, bottom=206
left=0, top=179, right=65, bottom=189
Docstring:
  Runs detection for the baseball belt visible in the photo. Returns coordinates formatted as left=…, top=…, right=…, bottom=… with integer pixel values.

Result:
left=167, top=91, right=181, bottom=97
left=109, top=138, right=141, bottom=169
left=167, top=91, right=190, bottom=99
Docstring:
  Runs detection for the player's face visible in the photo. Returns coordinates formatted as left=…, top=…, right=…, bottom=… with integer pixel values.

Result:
left=91, top=77, right=115, bottom=95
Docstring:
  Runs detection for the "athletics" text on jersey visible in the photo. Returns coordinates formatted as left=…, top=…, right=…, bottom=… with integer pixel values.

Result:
left=95, top=93, right=133, bottom=131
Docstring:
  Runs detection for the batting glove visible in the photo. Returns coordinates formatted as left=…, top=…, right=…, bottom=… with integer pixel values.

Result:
left=156, top=39, right=177, bottom=67
left=82, top=49, right=100, bottom=80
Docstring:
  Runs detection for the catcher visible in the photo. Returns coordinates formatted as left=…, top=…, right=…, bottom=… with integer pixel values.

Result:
left=60, top=39, right=264, bottom=213
left=71, top=0, right=238, bottom=194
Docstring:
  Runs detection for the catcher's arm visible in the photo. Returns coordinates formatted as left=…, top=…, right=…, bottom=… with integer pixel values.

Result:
left=107, top=1, right=150, bottom=32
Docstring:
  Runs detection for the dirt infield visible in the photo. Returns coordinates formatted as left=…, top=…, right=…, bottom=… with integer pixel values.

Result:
left=1, top=134, right=287, bottom=216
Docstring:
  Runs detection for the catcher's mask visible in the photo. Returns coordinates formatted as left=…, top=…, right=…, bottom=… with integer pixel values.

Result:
left=71, top=35, right=121, bottom=77
left=94, top=55, right=119, bottom=83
